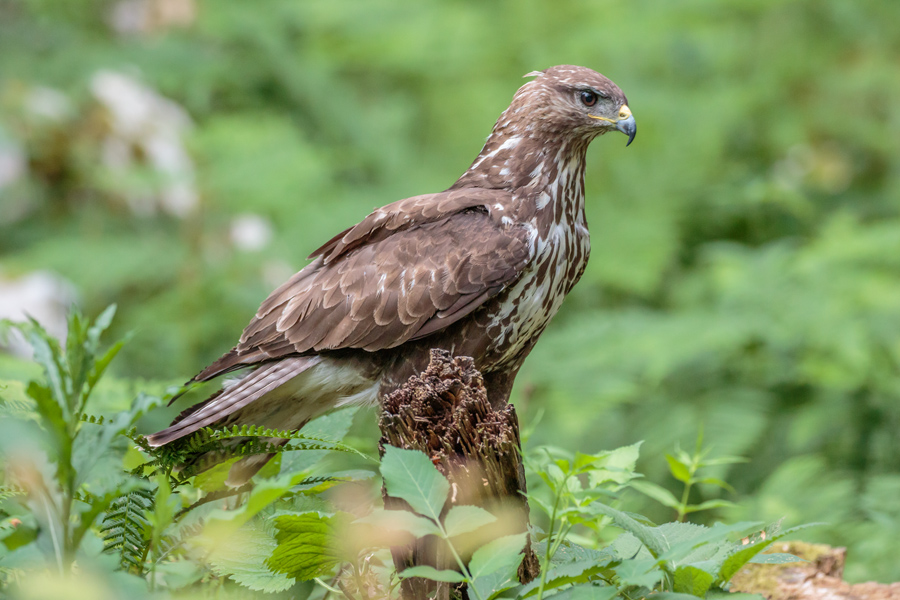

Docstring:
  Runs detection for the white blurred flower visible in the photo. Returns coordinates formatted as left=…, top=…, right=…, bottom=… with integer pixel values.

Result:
left=230, top=213, right=273, bottom=252
left=0, top=134, right=25, bottom=190
left=0, top=271, right=78, bottom=359
left=91, top=69, right=198, bottom=217
left=25, top=86, right=73, bottom=121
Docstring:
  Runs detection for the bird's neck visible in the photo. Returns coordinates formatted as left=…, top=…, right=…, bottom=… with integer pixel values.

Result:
left=451, top=126, right=593, bottom=226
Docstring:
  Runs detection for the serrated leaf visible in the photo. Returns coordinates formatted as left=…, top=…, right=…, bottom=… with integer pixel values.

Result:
left=470, top=567, right=520, bottom=600
left=518, top=557, right=612, bottom=597
left=552, top=584, right=618, bottom=600
left=355, top=509, right=441, bottom=538
left=657, top=521, right=760, bottom=564
left=468, top=532, right=527, bottom=579
left=400, top=565, right=466, bottom=583
left=716, top=523, right=819, bottom=584
left=380, top=446, right=449, bottom=521
left=267, top=511, right=345, bottom=580
left=444, top=505, right=497, bottom=538
left=666, top=454, right=692, bottom=483
left=613, top=557, right=661, bottom=588
left=208, top=520, right=293, bottom=593
left=581, top=442, right=642, bottom=487
left=589, top=502, right=668, bottom=557
left=649, top=593, right=706, bottom=600
left=674, top=565, right=713, bottom=597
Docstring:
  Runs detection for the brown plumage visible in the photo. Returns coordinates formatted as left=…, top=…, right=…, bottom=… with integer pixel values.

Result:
left=148, top=65, right=636, bottom=485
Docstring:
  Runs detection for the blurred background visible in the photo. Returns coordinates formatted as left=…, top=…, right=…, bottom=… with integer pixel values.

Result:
left=1, top=0, right=899, bottom=583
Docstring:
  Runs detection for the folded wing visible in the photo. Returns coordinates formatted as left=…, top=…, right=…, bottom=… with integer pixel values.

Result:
left=195, top=190, right=531, bottom=381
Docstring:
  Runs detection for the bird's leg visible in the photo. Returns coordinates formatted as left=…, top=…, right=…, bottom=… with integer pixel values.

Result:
left=482, top=367, right=519, bottom=409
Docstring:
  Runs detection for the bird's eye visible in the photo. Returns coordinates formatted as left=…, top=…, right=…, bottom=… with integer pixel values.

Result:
left=580, top=90, right=598, bottom=107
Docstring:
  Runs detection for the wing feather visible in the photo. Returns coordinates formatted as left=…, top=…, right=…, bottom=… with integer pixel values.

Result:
left=194, top=189, right=530, bottom=381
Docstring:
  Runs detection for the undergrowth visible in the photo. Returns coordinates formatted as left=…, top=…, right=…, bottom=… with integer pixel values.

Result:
left=0, top=307, right=811, bottom=599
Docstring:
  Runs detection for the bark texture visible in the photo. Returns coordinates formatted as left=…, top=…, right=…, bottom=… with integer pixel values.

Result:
left=379, top=349, right=540, bottom=600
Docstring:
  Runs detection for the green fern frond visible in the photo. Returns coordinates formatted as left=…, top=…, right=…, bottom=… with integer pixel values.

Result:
left=100, top=488, right=154, bottom=573
left=0, top=485, right=25, bottom=502
left=77, top=413, right=108, bottom=425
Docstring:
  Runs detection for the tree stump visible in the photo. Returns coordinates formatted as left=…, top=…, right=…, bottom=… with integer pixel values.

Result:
left=731, top=541, right=900, bottom=600
left=379, top=349, right=540, bottom=600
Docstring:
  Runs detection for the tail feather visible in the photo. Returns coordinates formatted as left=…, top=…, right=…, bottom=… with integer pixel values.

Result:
left=146, top=356, right=320, bottom=447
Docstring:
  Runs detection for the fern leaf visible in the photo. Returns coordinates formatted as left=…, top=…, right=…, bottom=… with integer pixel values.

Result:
left=100, top=488, right=154, bottom=573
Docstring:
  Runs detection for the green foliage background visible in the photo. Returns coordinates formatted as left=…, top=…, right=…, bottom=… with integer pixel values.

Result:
left=1, top=0, right=899, bottom=583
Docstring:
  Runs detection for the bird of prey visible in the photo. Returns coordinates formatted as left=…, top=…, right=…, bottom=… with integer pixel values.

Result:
left=148, top=65, right=636, bottom=485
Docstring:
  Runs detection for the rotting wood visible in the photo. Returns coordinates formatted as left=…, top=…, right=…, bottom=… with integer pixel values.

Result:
left=731, top=541, right=900, bottom=600
left=378, top=349, right=540, bottom=600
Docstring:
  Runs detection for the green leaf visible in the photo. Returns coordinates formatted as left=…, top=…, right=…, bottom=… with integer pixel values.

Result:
left=201, top=469, right=321, bottom=535
left=589, top=502, right=668, bottom=557
left=696, top=478, right=735, bottom=493
left=469, top=567, right=521, bottom=600
left=82, top=338, right=126, bottom=405
left=716, top=523, right=819, bottom=584
left=468, top=532, right=527, bottom=579
left=748, top=553, right=804, bottom=565
left=551, top=584, right=618, bottom=600
left=25, top=322, right=68, bottom=416
left=614, top=557, right=661, bottom=588
left=355, top=509, right=441, bottom=538
left=86, top=304, right=117, bottom=350
left=149, top=473, right=175, bottom=554
left=683, top=499, right=737, bottom=514
left=518, top=557, right=613, bottom=597
left=279, top=406, right=359, bottom=475
left=629, top=480, right=681, bottom=509
left=400, top=565, right=466, bottom=583
left=380, top=446, right=449, bottom=522
left=443, top=505, right=497, bottom=538
left=581, top=441, right=642, bottom=487
left=208, top=520, right=293, bottom=593
left=657, top=521, right=760, bottom=564
left=648, top=593, right=707, bottom=600
left=267, top=511, right=345, bottom=581
left=674, top=565, right=714, bottom=597
left=666, top=454, right=692, bottom=483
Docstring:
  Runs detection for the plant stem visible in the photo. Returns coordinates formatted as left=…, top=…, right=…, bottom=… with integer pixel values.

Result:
left=677, top=478, right=691, bottom=522
left=536, top=472, right=569, bottom=600
left=438, top=522, right=486, bottom=600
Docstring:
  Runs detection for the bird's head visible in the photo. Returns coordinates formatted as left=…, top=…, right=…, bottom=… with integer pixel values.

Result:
left=513, top=65, right=636, bottom=146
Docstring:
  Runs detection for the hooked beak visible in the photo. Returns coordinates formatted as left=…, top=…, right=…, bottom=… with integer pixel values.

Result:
left=590, top=104, right=636, bottom=146
left=616, top=105, right=636, bottom=147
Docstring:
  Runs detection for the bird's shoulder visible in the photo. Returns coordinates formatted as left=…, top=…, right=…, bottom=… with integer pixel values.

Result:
left=309, top=187, right=516, bottom=264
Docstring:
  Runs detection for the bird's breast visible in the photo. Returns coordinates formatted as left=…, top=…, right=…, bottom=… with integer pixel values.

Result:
left=482, top=208, right=590, bottom=369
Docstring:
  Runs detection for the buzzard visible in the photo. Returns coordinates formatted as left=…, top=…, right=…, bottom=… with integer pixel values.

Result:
left=148, top=65, right=636, bottom=484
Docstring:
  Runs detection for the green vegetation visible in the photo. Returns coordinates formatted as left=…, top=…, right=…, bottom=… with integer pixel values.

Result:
left=1, top=0, right=899, bottom=591
left=0, top=314, right=807, bottom=598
